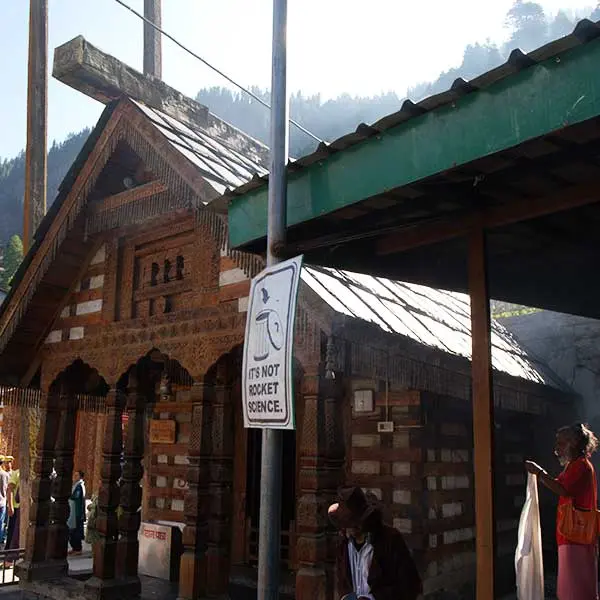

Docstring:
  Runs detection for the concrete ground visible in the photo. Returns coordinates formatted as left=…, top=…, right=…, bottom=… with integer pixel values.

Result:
left=0, top=576, right=177, bottom=600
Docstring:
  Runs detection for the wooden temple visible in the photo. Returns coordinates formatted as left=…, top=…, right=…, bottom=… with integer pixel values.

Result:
left=0, top=25, right=590, bottom=600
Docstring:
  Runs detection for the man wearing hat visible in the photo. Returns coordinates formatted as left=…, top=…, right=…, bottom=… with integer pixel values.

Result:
left=328, top=487, right=422, bottom=600
left=0, top=456, right=7, bottom=546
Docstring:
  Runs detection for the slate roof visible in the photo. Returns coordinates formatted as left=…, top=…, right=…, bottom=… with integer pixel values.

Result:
left=131, top=99, right=268, bottom=196
left=302, top=266, right=563, bottom=388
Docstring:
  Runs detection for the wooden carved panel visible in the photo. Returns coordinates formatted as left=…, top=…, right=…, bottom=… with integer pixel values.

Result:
left=115, top=220, right=196, bottom=321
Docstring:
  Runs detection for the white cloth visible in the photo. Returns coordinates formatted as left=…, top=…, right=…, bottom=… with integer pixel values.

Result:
left=347, top=538, right=375, bottom=600
left=515, top=473, right=544, bottom=600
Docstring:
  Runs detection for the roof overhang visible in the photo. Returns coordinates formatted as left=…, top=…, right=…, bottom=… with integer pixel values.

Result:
left=227, top=21, right=600, bottom=318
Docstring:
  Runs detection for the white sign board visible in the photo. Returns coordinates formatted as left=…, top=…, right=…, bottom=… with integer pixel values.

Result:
left=138, top=522, right=174, bottom=580
left=242, top=255, right=303, bottom=430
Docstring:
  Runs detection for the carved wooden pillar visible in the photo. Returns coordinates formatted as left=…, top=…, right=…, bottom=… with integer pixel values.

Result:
left=205, top=362, right=234, bottom=597
left=295, top=367, right=345, bottom=600
left=115, top=369, right=145, bottom=595
left=179, top=380, right=210, bottom=600
left=46, top=391, right=78, bottom=567
left=85, top=387, right=125, bottom=600
left=16, top=391, right=64, bottom=582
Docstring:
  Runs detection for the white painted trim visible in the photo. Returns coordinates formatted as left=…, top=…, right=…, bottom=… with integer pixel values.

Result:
left=219, top=268, right=247, bottom=286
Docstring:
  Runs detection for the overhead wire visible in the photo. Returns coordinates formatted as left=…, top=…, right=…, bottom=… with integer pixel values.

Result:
left=113, top=0, right=325, bottom=144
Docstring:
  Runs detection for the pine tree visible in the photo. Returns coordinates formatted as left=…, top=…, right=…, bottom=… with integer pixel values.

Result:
left=549, top=10, right=574, bottom=40
left=504, top=0, right=549, bottom=52
left=1, top=235, right=23, bottom=288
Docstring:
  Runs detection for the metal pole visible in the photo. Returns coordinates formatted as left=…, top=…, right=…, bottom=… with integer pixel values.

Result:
left=23, top=0, right=48, bottom=252
left=257, top=2, right=289, bottom=600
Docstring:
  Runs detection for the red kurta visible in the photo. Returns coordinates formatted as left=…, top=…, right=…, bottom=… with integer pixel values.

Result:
left=556, top=457, right=595, bottom=546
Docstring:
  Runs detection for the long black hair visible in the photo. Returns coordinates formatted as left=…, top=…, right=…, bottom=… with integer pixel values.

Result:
left=558, top=423, right=599, bottom=458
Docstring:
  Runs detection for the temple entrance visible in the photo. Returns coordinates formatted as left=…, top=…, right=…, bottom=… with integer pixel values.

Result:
left=106, top=349, right=193, bottom=590
left=245, top=427, right=297, bottom=569
left=230, top=359, right=303, bottom=595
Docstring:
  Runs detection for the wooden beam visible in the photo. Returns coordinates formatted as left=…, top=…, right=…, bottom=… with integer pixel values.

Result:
left=88, top=180, right=167, bottom=215
left=143, top=0, right=162, bottom=79
left=53, top=36, right=208, bottom=127
left=377, top=180, right=600, bottom=256
left=23, top=0, right=48, bottom=251
left=468, top=225, right=495, bottom=600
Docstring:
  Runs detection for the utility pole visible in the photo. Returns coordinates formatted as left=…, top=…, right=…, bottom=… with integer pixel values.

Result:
left=143, top=0, right=162, bottom=78
left=257, top=2, right=289, bottom=600
left=23, top=0, right=48, bottom=252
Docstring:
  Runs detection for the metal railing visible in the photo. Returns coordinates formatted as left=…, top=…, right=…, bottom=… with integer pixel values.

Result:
left=0, top=548, right=25, bottom=586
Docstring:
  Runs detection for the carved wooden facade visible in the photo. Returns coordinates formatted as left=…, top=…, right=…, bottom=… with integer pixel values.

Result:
left=0, top=96, right=573, bottom=600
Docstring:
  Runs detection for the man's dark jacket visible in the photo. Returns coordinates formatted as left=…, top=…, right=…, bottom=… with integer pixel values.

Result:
left=335, top=520, right=422, bottom=600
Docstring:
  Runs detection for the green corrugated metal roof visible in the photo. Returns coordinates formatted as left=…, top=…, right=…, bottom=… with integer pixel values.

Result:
left=227, top=19, right=600, bottom=249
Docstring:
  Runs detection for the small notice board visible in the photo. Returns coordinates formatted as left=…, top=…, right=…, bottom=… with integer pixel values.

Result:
left=149, top=419, right=176, bottom=444
left=242, top=255, right=303, bottom=430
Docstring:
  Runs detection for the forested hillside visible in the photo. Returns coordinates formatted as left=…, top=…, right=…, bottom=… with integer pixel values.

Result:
left=0, top=1, right=597, bottom=257
left=0, top=130, right=89, bottom=246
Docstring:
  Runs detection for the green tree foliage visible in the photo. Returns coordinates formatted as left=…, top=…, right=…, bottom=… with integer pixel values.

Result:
left=504, top=0, right=548, bottom=52
left=0, top=130, right=90, bottom=247
left=549, top=10, right=575, bottom=40
left=1, top=235, right=23, bottom=288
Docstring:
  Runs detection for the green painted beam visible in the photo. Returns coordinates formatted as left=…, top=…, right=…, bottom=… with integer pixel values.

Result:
left=229, top=38, right=600, bottom=249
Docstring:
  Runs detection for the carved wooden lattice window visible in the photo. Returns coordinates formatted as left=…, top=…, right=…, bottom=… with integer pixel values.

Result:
left=163, top=259, right=172, bottom=284
left=150, top=262, right=159, bottom=287
left=176, top=255, right=184, bottom=280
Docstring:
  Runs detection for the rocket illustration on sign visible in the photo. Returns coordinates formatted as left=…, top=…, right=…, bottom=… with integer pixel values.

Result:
left=253, top=285, right=284, bottom=361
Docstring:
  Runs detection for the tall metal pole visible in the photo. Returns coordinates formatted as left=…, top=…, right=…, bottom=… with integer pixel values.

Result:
left=143, top=0, right=162, bottom=78
left=257, top=2, right=289, bottom=600
left=23, top=0, right=48, bottom=252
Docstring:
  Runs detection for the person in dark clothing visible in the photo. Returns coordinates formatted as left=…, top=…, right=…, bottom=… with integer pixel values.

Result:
left=68, top=471, right=86, bottom=555
left=328, top=487, right=422, bottom=600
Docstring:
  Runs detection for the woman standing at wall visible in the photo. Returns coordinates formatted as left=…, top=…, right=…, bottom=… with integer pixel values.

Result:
left=525, top=423, right=599, bottom=600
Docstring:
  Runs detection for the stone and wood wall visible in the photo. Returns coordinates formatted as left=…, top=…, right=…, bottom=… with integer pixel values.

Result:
left=343, top=374, right=572, bottom=599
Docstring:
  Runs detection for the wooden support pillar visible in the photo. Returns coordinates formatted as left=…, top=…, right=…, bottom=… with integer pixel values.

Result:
left=46, top=392, right=78, bottom=567
left=85, top=388, right=125, bottom=600
left=143, top=0, right=162, bottom=79
left=16, top=392, right=63, bottom=582
left=23, top=0, right=48, bottom=251
left=468, top=226, right=496, bottom=600
left=115, top=369, right=145, bottom=595
left=179, top=380, right=210, bottom=600
left=296, top=366, right=345, bottom=600
left=205, top=363, right=234, bottom=597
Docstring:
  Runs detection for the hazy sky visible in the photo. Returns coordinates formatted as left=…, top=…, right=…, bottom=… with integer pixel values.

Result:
left=0, top=0, right=593, bottom=158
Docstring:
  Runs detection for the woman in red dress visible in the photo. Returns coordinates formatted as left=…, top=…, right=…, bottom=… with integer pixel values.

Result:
left=525, top=423, right=599, bottom=600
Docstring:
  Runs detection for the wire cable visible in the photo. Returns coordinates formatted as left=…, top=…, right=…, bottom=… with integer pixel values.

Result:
left=113, top=0, right=325, bottom=144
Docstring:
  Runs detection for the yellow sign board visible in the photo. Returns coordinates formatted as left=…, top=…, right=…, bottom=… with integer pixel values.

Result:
left=150, top=420, right=176, bottom=444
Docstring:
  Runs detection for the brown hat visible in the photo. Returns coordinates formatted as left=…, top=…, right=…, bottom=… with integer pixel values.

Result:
left=328, top=487, right=381, bottom=529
